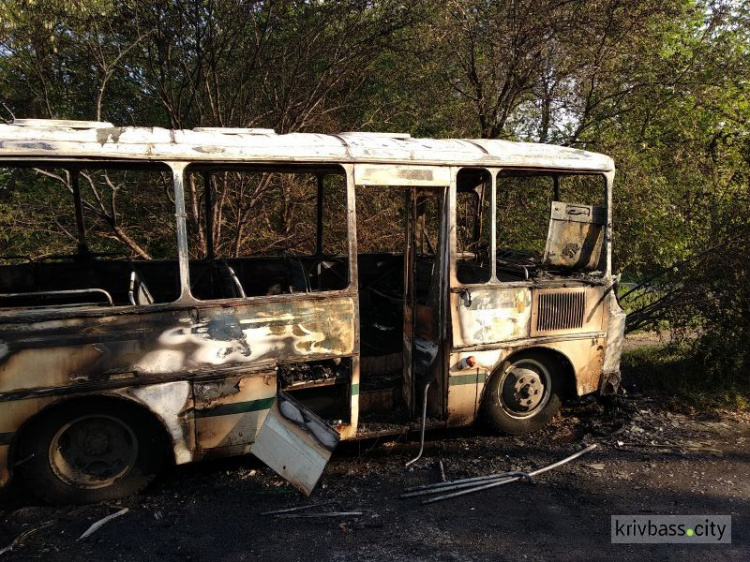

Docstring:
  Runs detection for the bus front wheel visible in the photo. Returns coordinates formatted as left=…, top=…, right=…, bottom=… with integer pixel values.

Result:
left=18, top=400, right=167, bottom=504
left=481, top=355, right=562, bottom=435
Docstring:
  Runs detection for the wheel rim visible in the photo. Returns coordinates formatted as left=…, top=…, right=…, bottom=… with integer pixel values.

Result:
left=498, top=358, right=552, bottom=419
left=49, top=415, right=138, bottom=489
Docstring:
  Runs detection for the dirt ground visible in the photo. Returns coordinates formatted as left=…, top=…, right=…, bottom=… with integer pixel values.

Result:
left=1, top=391, right=748, bottom=561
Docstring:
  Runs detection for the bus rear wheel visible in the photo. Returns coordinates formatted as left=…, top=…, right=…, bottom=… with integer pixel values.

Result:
left=18, top=400, right=167, bottom=504
left=481, top=355, right=562, bottom=435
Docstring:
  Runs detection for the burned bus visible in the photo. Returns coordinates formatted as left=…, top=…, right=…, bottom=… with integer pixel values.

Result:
left=0, top=119, right=625, bottom=503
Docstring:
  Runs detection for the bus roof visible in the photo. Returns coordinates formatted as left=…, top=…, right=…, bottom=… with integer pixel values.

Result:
left=0, top=119, right=614, bottom=173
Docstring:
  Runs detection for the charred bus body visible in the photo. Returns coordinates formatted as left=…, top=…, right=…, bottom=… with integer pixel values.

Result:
left=0, top=120, right=624, bottom=503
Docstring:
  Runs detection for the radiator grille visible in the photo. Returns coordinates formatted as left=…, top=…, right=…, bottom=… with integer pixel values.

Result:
left=536, top=291, right=586, bottom=332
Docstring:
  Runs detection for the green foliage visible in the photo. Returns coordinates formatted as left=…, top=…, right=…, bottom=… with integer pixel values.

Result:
left=622, top=344, right=750, bottom=412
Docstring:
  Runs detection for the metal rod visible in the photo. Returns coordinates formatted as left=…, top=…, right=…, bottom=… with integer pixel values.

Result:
left=524, top=444, right=598, bottom=478
left=421, top=444, right=598, bottom=505
left=0, top=288, right=114, bottom=306
left=420, top=477, right=517, bottom=504
left=260, top=501, right=335, bottom=516
left=404, top=471, right=517, bottom=493
left=402, top=474, right=526, bottom=498
left=401, top=471, right=533, bottom=497
left=274, top=512, right=363, bottom=519
left=405, top=381, right=432, bottom=468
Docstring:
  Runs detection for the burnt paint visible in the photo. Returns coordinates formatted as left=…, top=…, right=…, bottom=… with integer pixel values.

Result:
left=0, top=293, right=356, bottom=486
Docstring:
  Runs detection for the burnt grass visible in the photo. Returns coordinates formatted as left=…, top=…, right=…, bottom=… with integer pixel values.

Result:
left=1, top=394, right=749, bottom=560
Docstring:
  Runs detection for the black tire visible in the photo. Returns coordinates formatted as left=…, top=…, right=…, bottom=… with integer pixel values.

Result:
left=18, top=399, right=167, bottom=504
left=481, top=354, right=563, bottom=435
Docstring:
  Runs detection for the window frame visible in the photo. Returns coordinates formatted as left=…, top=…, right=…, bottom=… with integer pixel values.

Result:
left=0, top=159, right=184, bottom=313
left=450, top=166, right=613, bottom=289
left=177, top=162, right=356, bottom=304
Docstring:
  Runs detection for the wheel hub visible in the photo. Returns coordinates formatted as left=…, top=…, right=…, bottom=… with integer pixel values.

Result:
left=501, top=366, right=547, bottom=415
left=84, top=430, right=110, bottom=456
left=50, top=415, right=138, bottom=489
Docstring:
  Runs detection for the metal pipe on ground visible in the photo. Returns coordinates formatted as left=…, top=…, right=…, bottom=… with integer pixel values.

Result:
left=403, top=471, right=520, bottom=494
left=401, top=472, right=533, bottom=498
left=420, top=444, right=598, bottom=505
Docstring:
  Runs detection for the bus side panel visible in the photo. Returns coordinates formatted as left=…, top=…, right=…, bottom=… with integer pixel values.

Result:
left=0, top=395, right=60, bottom=488
left=450, top=288, right=531, bottom=348
left=447, top=283, right=609, bottom=425
left=541, top=337, right=606, bottom=396
left=341, top=355, right=359, bottom=440
left=0, top=294, right=357, bottom=488
left=0, top=308, right=196, bottom=395
left=445, top=335, right=606, bottom=426
left=0, top=295, right=356, bottom=397
left=119, top=381, right=195, bottom=465
left=446, top=349, right=502, bottom=426
left=193, top=370, right=276, bottom=454
left=198, top=296, right=356, bottom=366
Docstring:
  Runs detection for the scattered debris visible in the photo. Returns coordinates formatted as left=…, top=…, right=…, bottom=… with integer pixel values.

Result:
left=439, top=460, right=447, bottom=482
left=404, top=444, right=598, bottom=505
left=278, top=362, right=339, bottom=387
left=77, top=508, right=129, bottom=541
left=401, top=471, right=535, bottom=498
left=615, top=441, right=723, bottom=456
left=0, top=521, right=55, bottom=556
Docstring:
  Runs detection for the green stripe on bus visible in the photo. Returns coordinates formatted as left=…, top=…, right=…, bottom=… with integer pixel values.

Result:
left=448, top=374, right=489, bottom=387
left=194, top=397, right=275, bottom=418
left=0, top=432, right=14, bottom=445
left=351, top=383, right=359, bottom=396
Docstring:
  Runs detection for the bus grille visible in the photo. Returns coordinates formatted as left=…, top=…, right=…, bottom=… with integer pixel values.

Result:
left=536, top=291, right=586, bottom=332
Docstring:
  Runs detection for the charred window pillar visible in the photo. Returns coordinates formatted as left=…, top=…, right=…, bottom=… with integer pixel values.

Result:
left=604, top=171, right=614, bottom=278
left=69, top=168, right=90, bottom=256
left=344, top=165, right=358, bottom=291
left=170, top=162, right=193, bottom=302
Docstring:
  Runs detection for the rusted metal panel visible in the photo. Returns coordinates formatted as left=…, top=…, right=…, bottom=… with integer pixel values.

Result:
left=451, top=288, right=531, bottom=348
left=542, top=337, right=606, bottom=396
left=123, top=381, right=195, bottom=464
left=446, top=349, right=502, bottom=425
left=194, top=371, right=276, bottom=451
left=339, top=356, right=359, bottom=440
left=543, top=202, right=605, bottom=271
left=251, top=392, right=340, bottom=496
left=601, top=289, right=626, bottom=391
left=0, top=293, right=355, bottom=487
left=0, top=295, right=356, bottom=397
left=0, top=395, right=60, bottom=440
left=445, top=328, right=608, bottom=424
